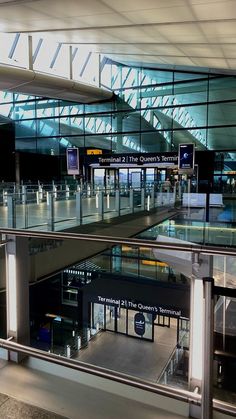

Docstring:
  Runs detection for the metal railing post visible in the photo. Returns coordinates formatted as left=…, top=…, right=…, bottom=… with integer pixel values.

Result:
left=151, top=186, right=155, bottom=208
left=98, top=191, right=104, bottom=220
left=141, top=188, right=145, bottom=210
left=7, top=195, right=16, bottom=228
left=115, top=189, right=121, bottom=216
left=66, top=185, right=70, bottom=200
left=173, top=185, right=176, bottom=207
left=201, top=277, right=214, bottom=419
left=129, top=189, right=134, bottom=213
left=47, top=193, right=55, bottom=231
left=38, top=184, right=43, bottom=202
left=76, top=192, right=83, bottom=225
left=21, top=185, right=26, bottom=205
left=24, top=203, right=28, bottom=229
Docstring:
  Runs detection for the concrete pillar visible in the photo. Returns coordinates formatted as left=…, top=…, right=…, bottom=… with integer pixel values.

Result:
left=188, top=253, right=213, bottom=419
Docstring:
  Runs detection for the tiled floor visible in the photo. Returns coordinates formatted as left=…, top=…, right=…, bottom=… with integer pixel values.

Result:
left=0, top=393, right=66, bottom=419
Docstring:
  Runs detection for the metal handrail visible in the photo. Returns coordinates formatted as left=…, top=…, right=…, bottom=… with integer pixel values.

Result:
left=0, top=338, right=235, bottom=416
left=0, top=338, right=200, bottom=405
left=1, top=227, right=236, bottom=257
left=213, top=399, right=236, bottom=416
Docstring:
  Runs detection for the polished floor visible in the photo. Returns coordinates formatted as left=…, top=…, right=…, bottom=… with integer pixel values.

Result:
left=1, top=195, right=141, bottom=231
left=0, top=359, right=187, bottom=419
left=76, top=321, right=178, bottom=383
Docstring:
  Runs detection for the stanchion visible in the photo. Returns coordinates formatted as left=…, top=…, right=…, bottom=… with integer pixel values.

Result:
left=107, top=193, right=110, bottom=209
left=66, top=185, right=70, bottom=200
left=66, top=345, right=71, bottom=358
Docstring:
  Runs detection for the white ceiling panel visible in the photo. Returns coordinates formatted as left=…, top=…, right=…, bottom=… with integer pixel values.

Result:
left=159, top=56, right=197, bottom=66
left=223, top=45, right=236, bottom=59
left=55, top=30, right=123, bottom=44
left=26, top=0, right=112, bottom=17
left=156, top=23, right=207, bottom=43
left=124, top=5, right=195, bottom=24
left=199, top=21, right=236, bottom=39
left=0, top=0, right=234, bottom=72
left=100, top=0, right=186, bottom=12
left=135, top=44, right=185, bottom=56
left=190, top=57, right=228, bottom=69
left=192, top=0, right=236, bottom=20
left=101, top=27, right=156, bottom=43
left=179, top=44, right=224, bottom=58
left=75, top=13, right=131, bottom=27
left=228, top=59, right=236, bottom=69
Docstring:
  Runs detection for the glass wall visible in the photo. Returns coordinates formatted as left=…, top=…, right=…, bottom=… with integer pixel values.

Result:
left=0, top=63, right=236, bottom=161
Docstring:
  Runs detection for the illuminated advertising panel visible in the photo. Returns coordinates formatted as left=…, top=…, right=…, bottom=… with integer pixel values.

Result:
left=178, top=143, right=195, bottom=172
left=66, top=147, right=79, bottom=175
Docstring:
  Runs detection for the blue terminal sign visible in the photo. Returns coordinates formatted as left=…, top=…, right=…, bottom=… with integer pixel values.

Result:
left=134, top=312, right=146, bottom=336
left=178, top=143, right=195, bottom=171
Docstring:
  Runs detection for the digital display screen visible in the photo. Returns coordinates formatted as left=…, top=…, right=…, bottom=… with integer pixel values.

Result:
left=66, top=148, right=79, bottom=175
left=178, top=143, right=195, bottom=171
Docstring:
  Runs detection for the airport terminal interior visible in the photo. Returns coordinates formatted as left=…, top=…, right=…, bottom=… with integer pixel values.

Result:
left=0, top=1, right=236, bottom=418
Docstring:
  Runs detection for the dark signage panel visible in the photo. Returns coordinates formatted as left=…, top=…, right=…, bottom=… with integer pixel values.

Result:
left=178, top=143, right=195, bottom=171
left=134, top=312, right=146, bottom=336
left=84, top=277, right=190, bottom=319
left=95, top=295, right=183, bottom=317
left=86, top=152, right=178, bottom=167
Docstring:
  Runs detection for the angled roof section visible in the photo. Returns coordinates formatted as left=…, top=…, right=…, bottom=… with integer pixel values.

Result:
left=0, top=64, right=113, bottom=103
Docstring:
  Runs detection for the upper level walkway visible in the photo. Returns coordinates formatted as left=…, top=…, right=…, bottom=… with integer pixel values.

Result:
left=14, top=206, right=175, bottom=283
left=1, top=186, right=236, bottom=282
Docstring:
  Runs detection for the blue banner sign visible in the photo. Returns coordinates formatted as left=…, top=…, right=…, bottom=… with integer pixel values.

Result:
left=134, top=312, right=146, bottom=336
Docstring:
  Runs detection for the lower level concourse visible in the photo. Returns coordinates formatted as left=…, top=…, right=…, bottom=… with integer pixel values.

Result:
left=0, top=208, right=193, bottom=419
left=0, top=203, right=234, bottom=419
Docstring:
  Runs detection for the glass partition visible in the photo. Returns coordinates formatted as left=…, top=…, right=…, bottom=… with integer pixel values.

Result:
left=214, top=290, right=236, bottom=404
left=1, top=227, right=236, bottom=412
left=23, top=236, right=190, bottom=387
